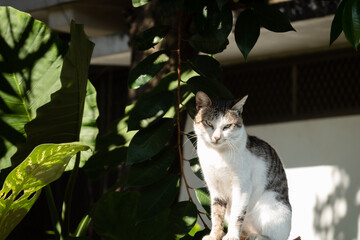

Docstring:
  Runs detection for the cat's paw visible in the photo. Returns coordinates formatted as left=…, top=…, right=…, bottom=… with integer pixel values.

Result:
left=222, top=234, right=240, bottom=240
left=202, top=235, right=218, bottom=240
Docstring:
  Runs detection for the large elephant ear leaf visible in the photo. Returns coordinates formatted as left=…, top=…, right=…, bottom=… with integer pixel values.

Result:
left=0, top=7, right=68, bottom=171
left=0, top=143, right=90, bottom=240
left=11, top=21, right=96, bottom=169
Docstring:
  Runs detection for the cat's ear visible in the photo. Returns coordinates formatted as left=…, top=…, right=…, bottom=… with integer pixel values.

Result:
left=232, top=95, right=248, bottom=113
left=196, top=91, right=212, bottom=110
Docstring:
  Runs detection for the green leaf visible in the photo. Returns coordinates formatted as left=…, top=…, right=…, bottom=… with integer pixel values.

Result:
left=93, top=191, right=140, bottom=239
left=11, top=21, right=95, bottom=169
left=330, top=0, right=347, bottom=46
left=134, top=25, right=170, bottom=51
left=0, top=142, right=90, bottom=240
left=169, top=201, right=198, bottom=237
left=195, top=188, right=211, bottom=215
left=189, top=33, right=229, bottom=54
left=187, top=55, right=222, bottom=79
left=194, top=0, right=232, bottom=37
left=127, top=118, right=174, bottom=165
left=0, top=7, right=67, bottom=170
left=252, top=3, right=295, bottom=33
left=186, top=76, right=233, bottom=100
left=128, top=50, right=170, bottom=89
left=189, top=157, right=204, bottom=181
left=216, top=0, right=228, bottom=10
left=135, top=209, right=172, bottom=240
left=85, top=147, right=127, bottom=179
left=190, top=1, right=232, bottom=54
left=127, top=147, right=175, bottom=187
left=132, top=0, right=149, bottom=7
left=235, top=8, right=260, bottom=60
left=136, top=174, right=179, bottom=221
left=342, top=0, right=360, bottom=49
left=128, top=91, right=175, bottom=131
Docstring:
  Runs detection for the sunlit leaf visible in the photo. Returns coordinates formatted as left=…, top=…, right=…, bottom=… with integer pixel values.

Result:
left=128, top=50, right=170, bottom=89
left=127, top=91, right=175, bottom=131
left=169, top=201, right=198, bottom=238
left=11, top=21, right=95, bottom=169
left=132, top=0, right=149, bottom=7
left=0, top=143, right=90, bottom=240
left=0, top=7, right=67, bottom=170
left=134, top=25, right=170, bottom=51
left=235, top=8, right=260, bottom=60
left=126, top=118, right=174, bottom=165
left=195, top=188, right=211, bottom=215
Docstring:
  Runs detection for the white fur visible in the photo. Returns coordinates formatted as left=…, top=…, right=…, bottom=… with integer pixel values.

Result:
left=194, top=115, right=291, bottom=240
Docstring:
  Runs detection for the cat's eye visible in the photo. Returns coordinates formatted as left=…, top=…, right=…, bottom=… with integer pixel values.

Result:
left=223, top=124, right=232, bottom=130
left=204, top=120, right=213, bottom=128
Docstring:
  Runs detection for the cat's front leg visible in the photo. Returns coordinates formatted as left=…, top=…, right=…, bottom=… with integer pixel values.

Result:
left=202, top=197, right=227, bottom=240
left=223, top=184, right=251, bottom=240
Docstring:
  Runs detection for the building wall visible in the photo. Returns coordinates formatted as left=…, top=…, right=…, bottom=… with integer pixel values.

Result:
left=247, top=114, right=360, bottom=240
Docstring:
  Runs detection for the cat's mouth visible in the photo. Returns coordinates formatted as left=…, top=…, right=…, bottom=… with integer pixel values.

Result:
left=211, top=139, right=226, bottom=146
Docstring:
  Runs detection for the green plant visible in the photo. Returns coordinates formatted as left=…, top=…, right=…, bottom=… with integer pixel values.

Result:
left=0, top=0, right=359, bottom=239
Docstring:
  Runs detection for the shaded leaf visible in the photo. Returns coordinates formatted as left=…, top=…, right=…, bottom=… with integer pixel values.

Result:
left=135, top=209, right=172, bottom=240
left=127, top=118, right=174, bottom=165
left=216, top=0, right=228, bottom=10
left=195, top=188, right=211, bottom=214
left=0, top=143, right=90, bottom=240
left=186, top=76, right=233, bottom=100
left=187, top=55, right=222, bottom=79
left=93, top=191, right=140, bottom=239
left=169, top=201, right=198, bottom=237
left=127, top=147, right=175, bottom=187
left=85, top=147, right=127, bottom=179
left=128, top=91, right=175, bottom=131
left=235, top=8, right=260, bottom=60
left=0, top=7, right=67, bottom=170
left=330, top=0, right=346, bottom=46
left=134, top=25, right=170, bottom=51
left=128, top=50, right=170, bottom=89
left=342, top=0, right=360, bottom=49
left=189, top=33, right=229, bottom=55
left=252, top=3, right=295, bottom=33
left=136, top=174, right=179, bottom=222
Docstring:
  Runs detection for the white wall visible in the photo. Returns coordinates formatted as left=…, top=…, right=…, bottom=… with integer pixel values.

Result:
left=182, top=114, right=360, bottom=240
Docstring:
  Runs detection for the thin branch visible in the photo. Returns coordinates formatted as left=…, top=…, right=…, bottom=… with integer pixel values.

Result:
left=175, top=8, right=209, bottom=230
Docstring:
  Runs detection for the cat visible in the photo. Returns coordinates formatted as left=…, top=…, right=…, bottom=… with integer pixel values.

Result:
left=193, top=91, right=292, bottom=240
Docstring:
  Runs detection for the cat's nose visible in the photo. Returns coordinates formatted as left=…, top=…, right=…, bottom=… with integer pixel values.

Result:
left=214, top=136, right=221, bottom=142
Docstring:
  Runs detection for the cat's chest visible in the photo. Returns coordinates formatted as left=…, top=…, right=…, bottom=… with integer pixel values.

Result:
left=197, top=144, right=237, bottom=179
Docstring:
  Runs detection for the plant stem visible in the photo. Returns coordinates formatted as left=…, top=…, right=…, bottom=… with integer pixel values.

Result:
left=74, top=214, right=91, bottom=237
left=62, top=152, right=81, bottom=237
left=176, top=8, right=209, bottom=229
left=45, top=185, right=62, bottom=240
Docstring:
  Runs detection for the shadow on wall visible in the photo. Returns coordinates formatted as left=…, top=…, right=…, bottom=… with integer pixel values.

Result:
left=313, top=166, right=360, bottom=240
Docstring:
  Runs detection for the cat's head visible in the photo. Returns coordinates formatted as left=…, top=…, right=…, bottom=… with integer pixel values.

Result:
left=193, top=91, right=248, bottom=149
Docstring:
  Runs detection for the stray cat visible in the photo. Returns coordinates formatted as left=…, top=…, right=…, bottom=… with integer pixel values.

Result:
left=193, top=91, right=291, bottom=240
